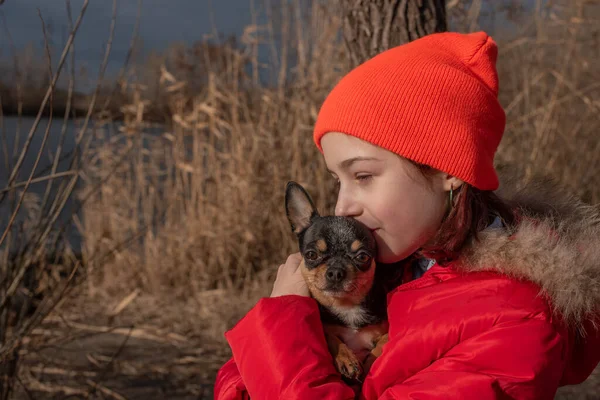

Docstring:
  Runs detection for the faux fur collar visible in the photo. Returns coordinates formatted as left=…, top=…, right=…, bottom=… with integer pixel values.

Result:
left=460, top=172, right=600, bottom=333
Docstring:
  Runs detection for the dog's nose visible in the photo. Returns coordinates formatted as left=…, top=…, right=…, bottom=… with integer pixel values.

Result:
left=325, top=268, right=346, bottom=284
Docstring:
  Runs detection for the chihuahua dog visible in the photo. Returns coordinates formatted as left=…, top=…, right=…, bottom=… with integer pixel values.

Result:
left=285, top=181, right=393, bottom=382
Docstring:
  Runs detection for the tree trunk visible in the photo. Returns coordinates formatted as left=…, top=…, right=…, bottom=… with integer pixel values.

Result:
left=340, top=0, right=448, bottom=67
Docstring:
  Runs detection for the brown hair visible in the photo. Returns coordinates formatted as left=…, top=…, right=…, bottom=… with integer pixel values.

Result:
left=409, top=162, right=516, bottom=264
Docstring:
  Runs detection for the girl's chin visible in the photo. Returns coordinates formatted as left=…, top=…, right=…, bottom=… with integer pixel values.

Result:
left=375, top=240, right=415, bottom=264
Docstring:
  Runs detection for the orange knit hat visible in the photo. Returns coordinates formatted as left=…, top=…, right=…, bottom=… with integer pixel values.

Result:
left=313, top=31, right=505, bottom=191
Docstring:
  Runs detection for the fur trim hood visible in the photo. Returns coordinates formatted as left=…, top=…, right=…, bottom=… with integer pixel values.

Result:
left=460, top=172, right=600, bottom=334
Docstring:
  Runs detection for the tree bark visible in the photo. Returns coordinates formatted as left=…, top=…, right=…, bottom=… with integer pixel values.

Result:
left=340, top=0, right=448, bottom=67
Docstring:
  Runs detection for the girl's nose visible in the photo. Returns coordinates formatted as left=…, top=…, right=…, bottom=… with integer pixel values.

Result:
left=335, top=188, right=362, bottom=217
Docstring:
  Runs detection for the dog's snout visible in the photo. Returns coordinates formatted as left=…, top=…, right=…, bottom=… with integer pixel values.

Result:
left=325, top=267, right=346, bottom=284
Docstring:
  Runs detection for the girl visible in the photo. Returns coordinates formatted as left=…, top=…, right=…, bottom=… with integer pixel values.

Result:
left=214, top=31, right=600, bottom=399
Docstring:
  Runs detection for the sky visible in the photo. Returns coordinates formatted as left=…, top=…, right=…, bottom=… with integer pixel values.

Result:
left=0, top=0, right=257, bottom=78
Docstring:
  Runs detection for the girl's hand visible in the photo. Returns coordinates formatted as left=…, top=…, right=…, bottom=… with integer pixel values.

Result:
left=270, top=253, right=310, bottom=298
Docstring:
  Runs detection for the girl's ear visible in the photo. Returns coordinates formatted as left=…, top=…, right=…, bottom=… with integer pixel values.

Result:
left=285, top=182, right=319, bottom=235
left=442, top=175, right=464, bottom=192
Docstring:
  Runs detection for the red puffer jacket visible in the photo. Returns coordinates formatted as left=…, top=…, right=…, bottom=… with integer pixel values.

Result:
left=215, top=198, right=600, bottom=399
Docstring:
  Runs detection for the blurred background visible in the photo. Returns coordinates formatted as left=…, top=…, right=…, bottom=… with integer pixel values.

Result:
left=0, top=0, right=598, bottom=398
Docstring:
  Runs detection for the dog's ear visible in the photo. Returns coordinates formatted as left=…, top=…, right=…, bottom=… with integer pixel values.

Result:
left=285, top=181, right=319, bottom=235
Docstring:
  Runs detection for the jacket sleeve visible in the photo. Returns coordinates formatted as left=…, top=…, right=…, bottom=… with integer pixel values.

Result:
left=214, top=358, right=249, bottom=400
left=375, top=317, right=566, bottom=400
left=222, top=295, right=356, bottom=400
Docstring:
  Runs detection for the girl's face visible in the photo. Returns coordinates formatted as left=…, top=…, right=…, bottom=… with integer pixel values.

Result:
left=321, top=132, right=461, bottom=263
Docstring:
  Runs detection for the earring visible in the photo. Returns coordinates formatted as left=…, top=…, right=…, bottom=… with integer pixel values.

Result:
left=448, top=184, right=454, bottom=210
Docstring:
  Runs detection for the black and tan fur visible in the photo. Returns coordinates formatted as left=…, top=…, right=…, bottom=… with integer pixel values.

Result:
left=285, top=182, right=391, bottom=381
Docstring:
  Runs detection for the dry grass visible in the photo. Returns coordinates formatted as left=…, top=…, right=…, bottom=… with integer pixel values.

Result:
left=80, top=0, right=344, bottom=300
left=0, top=1, right=95, bottom=396
left=494, top=0, right=600, bottom=204
left=13, top=288, right=233, bottom=399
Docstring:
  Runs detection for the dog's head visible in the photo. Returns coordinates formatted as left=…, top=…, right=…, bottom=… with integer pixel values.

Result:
left=285, top=182, right=377, bottom=308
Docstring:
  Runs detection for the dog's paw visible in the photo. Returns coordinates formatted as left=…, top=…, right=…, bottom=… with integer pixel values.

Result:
left=335, top=343, right=363, bottom=381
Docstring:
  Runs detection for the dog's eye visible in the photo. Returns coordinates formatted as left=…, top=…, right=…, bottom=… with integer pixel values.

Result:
left=355, top=252, right=371, bottom=264
left=305, top=250, right=318, bottom=261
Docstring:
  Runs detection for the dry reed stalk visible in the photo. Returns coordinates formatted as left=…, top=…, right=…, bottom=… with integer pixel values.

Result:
left=495, top=0, right=600, bottom=204
left=1, top=0, right=144, bottom=397
left=80, top=0, right=345, bottom=299
left=0, top=2, right=94, bottom=396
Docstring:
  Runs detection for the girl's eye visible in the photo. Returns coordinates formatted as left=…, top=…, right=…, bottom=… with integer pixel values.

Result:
left=305, top=250, right=318, bottom=261
left=355, top=252, right=371, bottom=263
left=356, top=174, right=372, bottom=182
